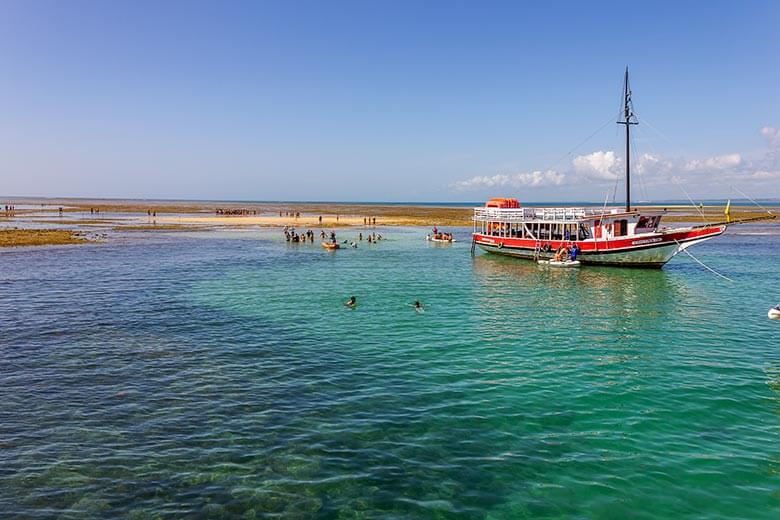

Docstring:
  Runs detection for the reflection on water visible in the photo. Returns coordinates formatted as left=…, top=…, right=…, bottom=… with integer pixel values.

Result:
left=471, top=253, right=685, bottom=345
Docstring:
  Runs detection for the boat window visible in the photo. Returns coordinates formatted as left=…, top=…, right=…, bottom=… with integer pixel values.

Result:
left=578, top=223, right=590, bottom=240
left=636, top=216, right=661, bottom=231
left=564, top=224, right=575, bottom=241
left=615, top=219, right=628, bottom=237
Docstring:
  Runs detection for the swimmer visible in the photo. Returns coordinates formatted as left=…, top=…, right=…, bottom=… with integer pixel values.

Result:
left=345, top=296, right=357, bottom=308
left=411, top=300, right=425, bottom=313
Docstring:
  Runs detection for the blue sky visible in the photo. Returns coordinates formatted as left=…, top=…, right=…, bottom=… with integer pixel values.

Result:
left=1, top=0, right=779, bottom=202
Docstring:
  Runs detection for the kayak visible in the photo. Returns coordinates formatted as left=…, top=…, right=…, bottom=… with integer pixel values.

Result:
left=321, top=242, right=340, bottom=250
left=538, top=259, right=581, bottom=268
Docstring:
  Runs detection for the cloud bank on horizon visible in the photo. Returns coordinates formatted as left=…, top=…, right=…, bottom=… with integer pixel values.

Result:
left=453, top=126, right=780, bottom=201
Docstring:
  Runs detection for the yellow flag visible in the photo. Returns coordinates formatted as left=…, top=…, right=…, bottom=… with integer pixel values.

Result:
left=724, top=199, right=731, bottom=223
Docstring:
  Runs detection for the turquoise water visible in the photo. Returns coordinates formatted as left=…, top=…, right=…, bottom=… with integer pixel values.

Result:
left=2, top=225, right=779, bottom=518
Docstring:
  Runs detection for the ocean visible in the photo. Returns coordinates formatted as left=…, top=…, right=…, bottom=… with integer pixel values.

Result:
left=1, top=223, right=779, bottom=518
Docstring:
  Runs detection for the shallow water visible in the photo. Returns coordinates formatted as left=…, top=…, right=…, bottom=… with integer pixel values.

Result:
left=1, top=225, right=779, bottom=519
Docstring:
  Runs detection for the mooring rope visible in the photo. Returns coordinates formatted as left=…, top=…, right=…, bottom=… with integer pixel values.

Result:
left=674, top=239, right=733, bottom=282
left=731, top=185, right=774, bottom=215
left=674, top=180, right=707, bottom=220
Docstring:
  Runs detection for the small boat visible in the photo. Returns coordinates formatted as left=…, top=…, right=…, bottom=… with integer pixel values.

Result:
left=426, top=234, right=456, bottom=243
left=769, top=305, right=780, bottom=320
left=538, top=259, right=581, bottom=268
left=321, top=242, right=340, bottom=250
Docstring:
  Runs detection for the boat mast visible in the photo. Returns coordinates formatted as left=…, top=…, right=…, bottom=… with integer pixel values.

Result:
left=617, top=67, right=638, bottom=212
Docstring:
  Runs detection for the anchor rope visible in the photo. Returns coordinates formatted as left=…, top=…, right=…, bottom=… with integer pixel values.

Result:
left=731, top=185, right=774, bottom=215
left=674, top=180, right=707, bottom=220
left=674, top=239, right=733, bottom=282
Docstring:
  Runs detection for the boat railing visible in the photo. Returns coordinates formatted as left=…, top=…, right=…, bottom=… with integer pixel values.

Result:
left=473, top=207, right=604, bottom=222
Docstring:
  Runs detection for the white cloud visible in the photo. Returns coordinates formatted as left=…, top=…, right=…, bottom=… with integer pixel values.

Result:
left=683, top=153, right=741, bottom=172
left=634, top=153, right=673, bottom=176
left=746, top=170, right=780, bottom=180
left=451, top=126, right=780, bottom=197
left=572, top=150, right=620, bottom=180
left=761, top=126, right=780, bottom=150
left=454, top=170, right=564, bottom=190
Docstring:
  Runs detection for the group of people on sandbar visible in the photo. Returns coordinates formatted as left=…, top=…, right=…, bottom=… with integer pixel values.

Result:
left=279, top=210, right=301, bottom=218
left=363, top=217, right=377, bottom=226
left=284, top=227, right=317, bottom=243
left=358, top=232, right=382, bottom=243
left=284, top=227, right=382, bottom=247
left=216, top=208, right=257, bottom=215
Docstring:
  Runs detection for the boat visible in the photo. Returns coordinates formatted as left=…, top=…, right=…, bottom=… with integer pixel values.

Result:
left=427, top=234, right=456, bottom=243
left=538, top=259, right=581, bottom=268
left=470, top=69, right=772, bottom=269
left=321, top=242, right=340, bottom=250
left=769, top=305, right=780, bottom=320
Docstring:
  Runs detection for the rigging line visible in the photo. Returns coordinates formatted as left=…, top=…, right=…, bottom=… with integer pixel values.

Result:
left=542, top=111, right=623, bottom=173
left=731, top=185, right=774, bottom=215
left=611, top=171, right=620, bottom=203
left=633, top=114, right=678, bottom=150
left=596, top=192, right=610, bottom=252
left=599, top=191, right=610, bottom=218
left=674, top=239, right=734, bottom=282
left=674, top=180, right=707, bottom=219
left=631, top=125, right=650, bottom=201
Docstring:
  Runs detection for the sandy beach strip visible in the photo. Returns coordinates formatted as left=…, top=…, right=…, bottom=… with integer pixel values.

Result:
left=3, top=198, right=778, bottom=229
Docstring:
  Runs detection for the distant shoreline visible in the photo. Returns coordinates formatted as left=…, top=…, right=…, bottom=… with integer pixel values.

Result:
left=2, top=197, right=777, bottom=248
left=2, top=195, right=779, bottom=208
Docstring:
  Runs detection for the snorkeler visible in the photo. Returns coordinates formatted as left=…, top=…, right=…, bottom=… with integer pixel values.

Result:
left=411, top=300, right=425, bottom=313
left=345, top=296, right=356, bottom=308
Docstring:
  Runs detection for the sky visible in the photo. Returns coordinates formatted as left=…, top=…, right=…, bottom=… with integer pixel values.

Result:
left=1, top=0, right=779, bottom=202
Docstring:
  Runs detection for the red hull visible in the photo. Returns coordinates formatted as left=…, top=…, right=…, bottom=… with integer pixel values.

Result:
left=473, top=224, right=725, bottom=268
